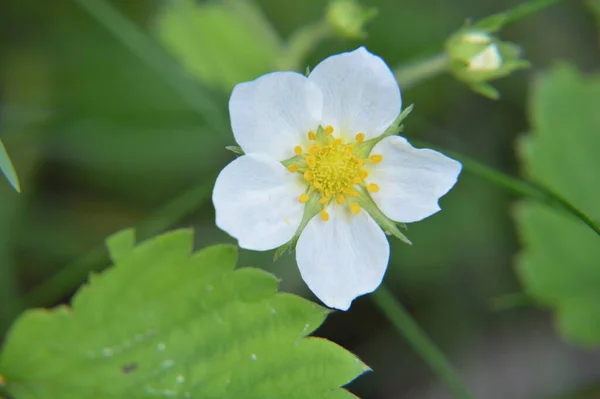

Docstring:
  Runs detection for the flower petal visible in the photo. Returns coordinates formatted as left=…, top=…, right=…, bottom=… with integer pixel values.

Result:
left=295, top=205, right=389, bottom=310
left=368, top=136, right=462, bottom=223
left=213, top=154, right=305, bottom=251
left=308, top=46, right=401, bottom=141
left=229, top=72, right=322, bottom=160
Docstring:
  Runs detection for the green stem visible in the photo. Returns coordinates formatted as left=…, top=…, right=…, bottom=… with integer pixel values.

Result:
left=475, top=0, right=570, bottom=30
left=371, top=286, right=474, bottom=399
left=393, top=53, right=449, bottom=88
left=0, top=178, right=216, bottom=334
left=71, top=0, right=227, bottom=130
left=279, top=20, right=333, bottom=71
left=426, top=143, right=600, bottom=238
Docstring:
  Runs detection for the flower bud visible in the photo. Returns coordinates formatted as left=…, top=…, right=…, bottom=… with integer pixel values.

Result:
left=326, top=0, right=377, bottom=39
left=445, top=29, right=530, bottom=99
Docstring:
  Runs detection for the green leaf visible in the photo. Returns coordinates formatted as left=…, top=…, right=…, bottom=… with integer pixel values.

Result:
left=156, top=0, right=281, bottom=91
left=0, top=139, right=20, bottom=192
left=0, top=229, right=368, bottom=398
left=515, top=64, right=600, bottom=346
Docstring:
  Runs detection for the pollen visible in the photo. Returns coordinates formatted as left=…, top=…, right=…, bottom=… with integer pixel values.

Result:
left=350, top=202, right=361, bottom=214
left=367, top=183, right=380, bottom=193
left=287, top=165, right=298, bottom=173
left=294, top=146, right=303, bottom=156
left=299, top=194, right=310, bottom=203
left=369, top=154, right=383, bottom=164
left=295, top=130, right=374, bottom=217
left=308, top=130, right=316, bottom=140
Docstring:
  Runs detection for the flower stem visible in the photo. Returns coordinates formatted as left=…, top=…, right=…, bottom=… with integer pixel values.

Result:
left=371, top=285, right=475, bottom=399
left=393, top=53, right=449, bottom=88
left=422, top=142, right=600, bottom=238
left=279, top=20, right=333, bottom=71
left=71, top=0, right=227, bottom=130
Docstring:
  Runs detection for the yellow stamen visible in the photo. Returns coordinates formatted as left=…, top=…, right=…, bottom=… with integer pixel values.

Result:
left=294, top=146, right=303, bottom=156
left=287, top=165, right=298, bottom=173
left=350, top=202, right=361, bottom=215
left=325, top=125, right=334, bottom=136
left=344, top=188, right=359, bottom=197
left=319, top=197, right=330, bottom=205
left=298, top=194, right=310, bottom=204
left=336, top=194, right=345, bottom=204
left=304, top=171, right=313, bottom=181
left=355, top=133, right=365, bottom=143
left=320, top=209, right=330, bottom=221
left=309, top=145, right=319, bottom=155
left=313, top=181, right=323, bottom=190
left=367, top=183, right=380, bottom=193
left=333, top=138, right=343, bottom=147
left=306, top=155, right=316, bottom=168
left=370, top=154, right=383, bottom=164
left=360, top=170, right=368, bottom=179
left=344, top=146, right=353, bottom=154
left=308, top=130, right=316, bottom=140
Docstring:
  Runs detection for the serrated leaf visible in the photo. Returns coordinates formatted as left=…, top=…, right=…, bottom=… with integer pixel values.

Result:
left=0, top=229, right=368, bottom=398
left=515, top=64, right=600, bottom=346
left=0, top=139, right=20, bottom=192
left=156, top=0, right=281, bottom=91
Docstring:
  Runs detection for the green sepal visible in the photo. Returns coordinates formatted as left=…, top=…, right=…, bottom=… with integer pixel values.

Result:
left=472, top=14, right=508, bottom=33
left=355, top=186, right=412, bottom=245
left=274, top=195, right=321, bottom=260
left=225, top=145, right=245, bottom=155
left=469, top=83, right=500, bottom=100
left=354, top=104, right=414, bottom=158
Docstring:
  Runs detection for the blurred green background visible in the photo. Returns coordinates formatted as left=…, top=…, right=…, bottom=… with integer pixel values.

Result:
left=1, top=0, right=599, bottom=398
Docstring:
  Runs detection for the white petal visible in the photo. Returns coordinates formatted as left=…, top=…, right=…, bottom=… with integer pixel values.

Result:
left=468, top=43, right=502, bottom=71
left=229, top=72, right=322, bottom=160
left=213, top=154, right=305, bottom=251
left=295, top=205, right=389, bottom=310
left=368, top=136, right=462, bottom=223
left=308, top=47, right=401, bottom=141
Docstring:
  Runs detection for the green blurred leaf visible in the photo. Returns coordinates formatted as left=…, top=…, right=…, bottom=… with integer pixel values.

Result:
left=157, top=0, right=281, bottom=91
left=0, top=229, right=368, bottom=398
left=516, top=65, right=600, bottom=346
left=0, top=139, right=20, bottom=192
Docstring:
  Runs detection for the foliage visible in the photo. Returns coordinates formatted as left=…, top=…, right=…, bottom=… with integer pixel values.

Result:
left=0, top=229, right=367, bottom=398
left=0, top=139, right=20, bottom=192
left=156, top=0, right=281, bottom=91
left=516, top=65, right=600, bottom=346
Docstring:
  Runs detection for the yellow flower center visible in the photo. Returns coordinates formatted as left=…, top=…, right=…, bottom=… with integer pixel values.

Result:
left=290, top=126, right=382, bottom=221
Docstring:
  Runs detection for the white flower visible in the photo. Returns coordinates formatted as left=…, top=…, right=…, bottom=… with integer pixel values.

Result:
left=213, top=47, right=462, bottom=310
